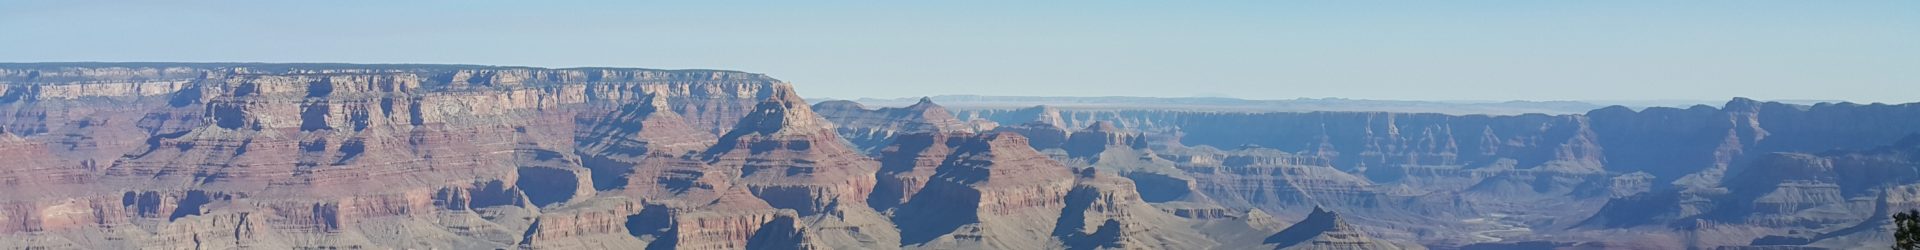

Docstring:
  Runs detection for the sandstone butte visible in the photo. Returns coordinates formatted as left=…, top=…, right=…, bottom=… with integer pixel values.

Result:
left=6, top=63, right=1920, bottom=249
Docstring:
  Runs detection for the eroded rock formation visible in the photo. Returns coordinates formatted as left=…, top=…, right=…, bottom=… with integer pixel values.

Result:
left=814, top=97, right=970, bottom=153
left=6, top=63, right=1920, bottom=249
left=1265, top=207, right=1415, bottom=250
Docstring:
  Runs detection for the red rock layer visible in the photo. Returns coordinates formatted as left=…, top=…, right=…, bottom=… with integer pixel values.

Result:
left=697, top=86, right=898, bottom=248
left=702, top=86, right=879, bottom=216
left=0, top=64, right=783, bottom=249
left=869, top=132, right=964, bottom=211
left=893, top=132, right=1078, bottom=248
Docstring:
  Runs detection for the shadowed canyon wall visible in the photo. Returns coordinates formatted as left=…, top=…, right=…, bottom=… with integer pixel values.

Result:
left=5, top=63, right=1919, bottom=249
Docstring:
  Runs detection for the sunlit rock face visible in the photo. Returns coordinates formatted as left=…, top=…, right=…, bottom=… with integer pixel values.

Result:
left=813, top=97, right=971, bottom=154
left=869, top=132, right=965, bottom=212
left=884, top=132, right=1267, bottom=249
left=0, top=63, right=791, bottom=249
left=8, top=63, right=1920, bottom=249
left=891, top=132, right=1080, bottom=248
left=949, top=96, right=1920, bottom=248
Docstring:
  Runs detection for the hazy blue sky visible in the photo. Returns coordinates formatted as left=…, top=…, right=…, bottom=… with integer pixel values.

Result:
left=2, top=1, right=1915, bottom=103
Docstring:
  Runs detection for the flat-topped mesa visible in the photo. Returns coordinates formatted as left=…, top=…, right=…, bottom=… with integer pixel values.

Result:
left=813, top=97, right=971, bottom=153
left=1, top=63, right=787, bottom=137
left=1264, top=207, right=1408, bottom=250
left=1064, top=121, right=1150, bottom=161
left=893, top=132, right=1079, bottom=248
left=974, top=105, right=1068, bottom=129
left=990, top=121, right=1073, bottom=150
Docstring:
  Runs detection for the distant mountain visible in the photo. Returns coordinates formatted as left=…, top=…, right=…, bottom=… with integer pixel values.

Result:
left=848, top=95, right=1617, bottom=115
left=2, top=62, right=1914, bottom=249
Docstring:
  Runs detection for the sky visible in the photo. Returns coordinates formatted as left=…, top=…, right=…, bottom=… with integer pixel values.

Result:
left=2, top=1, right=1915, bottom=103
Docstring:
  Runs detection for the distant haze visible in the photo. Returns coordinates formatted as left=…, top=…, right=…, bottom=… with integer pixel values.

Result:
left=1, top=1, right=1913, bottom=103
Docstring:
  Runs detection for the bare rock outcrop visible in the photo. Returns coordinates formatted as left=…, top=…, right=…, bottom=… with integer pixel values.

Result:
left=10, top=63, right=1920, bottom=249
left=893, top=132, right=1078, bottom=248
left=813, top=97, right=971, bottom=153
left=700, top=85, right=899, bottom=248
left=992, top=121, right=1073, bottom=150
left=1054, top=169, right=1216, bottom=249
left=869, top=132, right=965, bottom=211
left=0, top=63, right=783, bottom=249
left=1579, top=135, right=1920, bottom=248
left=1063, top=121, right=1149, bottom=161
left=1264, top=207, right=1416, bottom=250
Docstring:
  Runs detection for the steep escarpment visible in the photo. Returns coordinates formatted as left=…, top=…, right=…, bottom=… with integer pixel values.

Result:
left=574, top=92, right=720, bottom=197
left=963, top=108, right=1607, bottom=178
left=0, top=63, right=785, bottom=249
left=961, top=99, right=1920, bottom=184
left=1588, top=98, right=1920, bottom=187
left=892, top=132, right=1079, bottom=248
left=951, top=98, right=1920, bottom=247
left=1174, top=148, right=1397, bottom=214
left=9, top=63, right=1920, bottom=249
left=1062, top=121, right=1149, bottom=161
left=0, top=63, right=784, bottom=136
left=869, top=132, right=965, bottom=211
left=1578, top=135, right=1920, bottom=249
left=884, top=132, right=1269, bottom=249
left=700, top=86, right=900, bottom=248
left=1054, top=169, right=1216, bottom=249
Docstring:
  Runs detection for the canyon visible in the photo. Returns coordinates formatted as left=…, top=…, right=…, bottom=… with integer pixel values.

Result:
left=3, top=63, right=1918, bottom=249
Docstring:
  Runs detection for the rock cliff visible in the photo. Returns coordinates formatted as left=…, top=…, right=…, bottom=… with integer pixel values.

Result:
left=1578, top=135, right=1920, bottom=249
left=1264, top=207, right=1417, bottom=250
left=952, top=97, right=1920, bottom=247
left=892, top=132, right=1080, bottom=248
left=698, top=86, right=900, bottom=249
left=7, top=63, right=1920, bottom=249
left=0, top=63, right=788, bottom=249
left=813, top=97, right=971, bottom=153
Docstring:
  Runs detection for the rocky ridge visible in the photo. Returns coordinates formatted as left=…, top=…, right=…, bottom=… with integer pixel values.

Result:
left=1265, top=207, right=1415, bottom=250
left=813, top=97, right=972, bottom=153
left=946, top=96, right=1920, bottom=248
left=6, top=63, right=1920, bottom=249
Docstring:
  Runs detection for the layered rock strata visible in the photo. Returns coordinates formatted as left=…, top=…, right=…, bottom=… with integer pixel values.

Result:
left=892, top=132, right=1079, bottom=248
left=813, top=97, right=970, bottom=153
left=1264, top=207, right=1415, bottom=250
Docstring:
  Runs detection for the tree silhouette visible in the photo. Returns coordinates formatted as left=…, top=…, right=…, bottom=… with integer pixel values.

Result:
left=1896, top=209, right=1920, bottom=250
